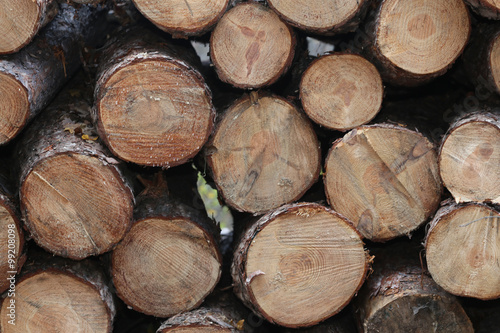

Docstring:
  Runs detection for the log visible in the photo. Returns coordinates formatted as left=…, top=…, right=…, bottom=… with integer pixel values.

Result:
left=0, top=250, right=115, bottom=332
left=111, top=173, right=222, bottom=318
left=281, top=309, right=357, bottom=333
left=324, top=124, right=442, bottom=242
left=354, top=243, right=474, bottom=332
left=267, top=0, right=369, bottom=35
left=132, top=0, right=230, bottom=38
left=206, top=91, right=321, bottom=214
left=299, top=53, right=384, bottom=131
left=462, top=23, right=500, bottom=97
left=362, top=0, right=470, bottom=86
left=425, top=201, right=500, bottom=300
left=439, top=112, right=500, bottom=204
left=0, top=168, right=25, bottom=294
left=210, top=2, right=296, bottom=89
left=0, top=2, right=108, bottom=145
left=16, top=74, right=134, bottom=260
left=156, top=291, right=251, bottom=332
left=231, top=203, right=368, bottom=328
left=0, top=0, right=58, bottom=54
left=465, top=0, right=500, bottom=19
left=93, top=27, right=215, bottom=167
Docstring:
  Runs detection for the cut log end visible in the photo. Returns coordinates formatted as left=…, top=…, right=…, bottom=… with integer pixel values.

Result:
left=112, top=217, right=222, bottom=317
left=21, top=153, right=133, bottom=260
left=364, top=294, right=473, bottom=333
left=376, top=0, right=470, bottom=76
left=132, top=0, right=229, bottom=37
left=324, top=125, right=442, bottom=241
left=233, top=204, right=367, bottom=328
left=208, top=92, right=320, bottom=214
left=97, top=59, right=214, bottom=167
left=426, top=203, right=500, bottom=300
left=0, top=73, right=29, bottom=145
left=439, top=117, right=500, bottom=204
left=210, top=2, right=295, bottom=89
left=267, top=0, right=363, bottom=33
left=490, top=34, right=500, bottom=92
left=0, top=270, right=112, bottom=333
left=0, top=202, right=22, bottom=293
left=300, top=54, right=383, bottom=131
left=0, top=0, right=41, bottom=54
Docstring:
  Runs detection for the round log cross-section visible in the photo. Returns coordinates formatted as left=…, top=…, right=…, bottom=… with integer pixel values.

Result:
left=207, top=92, right=320, bottom=214
left=300, top=53, right=383, bottom=131
left=426, top=202, right=500, bottom=300
left=232, top=203, right=368, bottom=328
left=324, top=124, right=442, bottom=241
left=210, top=2, right=295, bottom=89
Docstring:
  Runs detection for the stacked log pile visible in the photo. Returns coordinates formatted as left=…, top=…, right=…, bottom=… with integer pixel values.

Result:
left=0, top=0, right=499, bottom=332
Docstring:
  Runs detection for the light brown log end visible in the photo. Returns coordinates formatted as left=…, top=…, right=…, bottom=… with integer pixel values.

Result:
left=0, top=270, right=112, bottom=332
left=439, top=115, right=500, bottom=204
left=132, top=0, right=229, bottom=37
left=210, top=2, right=295, bottom=89
left=21, top=153, right=133, bottom=260
left=267, top=0, right=364, bottom=34
left=324, top=125, right=442, bottom=241
left=0, top=201, right=23, bottom=293
left=0, top=73, right=29, bottom=145
left=300, top=54, right=383, bottom=131
left=426, top=203, right=500, bottom=300
left=112, top=217, right=222, bottom=317
left=233, top=203, right=367, bottom=328
left=376, top=0, right=470, bottom=77
left=0, top=0, right=43, bottom=54
left=207, top=92, right=320, bottom=214
left=97, top=59, right=214, bottom=167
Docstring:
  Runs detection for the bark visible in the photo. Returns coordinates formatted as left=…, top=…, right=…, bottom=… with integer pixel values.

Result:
left=353, top=242, right=474, bottom=332
left=231, top=203, right=368, bottom=328
left=0, top=1, right=108, bottom=145
left=0, top=168, right=25, bottom=294
left=206, top=91, right=321, bottom=214
left=462, top=23, right=500, bottom=97
left=93, top=26, right=215, bottom=167
left=0, top=0, right=58, bottom=54
left=425, top=201, right=500, bottom=299
left=299, top=53, right=384, bottom=131
left=465, top=0, right=500, bottom=19
left=111, top=172, right=222, bottom=318
left=0, top=249, right=115, bottom=332
left=16, top=73, right=134, bottom=260
left=210, top=2, right=296, bottom=89
left=439, top=112, right=500, bottom=204
left=361, top=0, right=470, bottom=86
left=132, top=0, right=230, bottom=38
left=324, top=124, right=442, bottom=242
left=267, top=0, right=370, bottom=35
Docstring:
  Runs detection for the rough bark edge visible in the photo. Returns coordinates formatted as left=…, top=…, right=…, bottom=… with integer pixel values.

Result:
left=361, top=0, right=471, bottom=87
left=462, top=23, right=500, bottom=96
left=205, top=91, right=322, bottom=215
left=231, top=202, right=370, bottom=328
left=267, top=0, right=369, bottom=35
left=157, top=307, right=238, bottom=332
left=93, top=27, right=216, bottom=167
left=0, top=0, right=58, bottom=55
left=465, top=0, right=500, bottom=19
left=209, top=2, right=297, bottom=90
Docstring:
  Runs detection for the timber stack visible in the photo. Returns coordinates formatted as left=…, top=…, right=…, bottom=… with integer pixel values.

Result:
left=0, top=0, right=499, bottom=332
